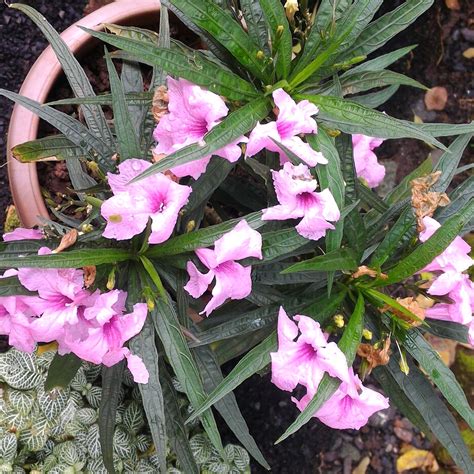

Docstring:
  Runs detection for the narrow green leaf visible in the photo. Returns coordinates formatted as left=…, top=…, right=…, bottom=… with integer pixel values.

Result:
left=193, top=346, right=270, bottom=469
left=376, top=200, right=474, bottom=285
left=348, top=45, right=417, bottom=74
left=132, top=97, right=270, bottom=182
left=46, top=92, right=152, bottom=107
left=402, top=329, right=474, bottom=429
left=240, top=0, right=270, bottom=55
left=409, top=121, right=474, bottom=137
left=121, top=60, right=147, bottom=138
left=44, top=353, right=82, bottom=390
left=0, top=90, right=114, bottom=164
left=374, top=352, right=474, bottom=473
left=282, top=248, right=358, bottom=273
left=259, top=0, right=292, bottom=79
left=10, top=3, right=115, bottom=151
left=11, top=135, right=86, bottom=162
left=351, top=85, right=399, bottom=108
left=424, top=319, right=469, bottom=344
left=104, top=50, right=142, bottom=160
left=82, top=28, right=259, bottom=100
left=259, top=228, right=310, bottom=264
left=298, top=94, right=447, bottom=149
left=99, top=362, right=125, bottom=474
left=168, top=0, right=269, bottom=81
left=276, top=292, right=364, bottom=443
left=152, top=297, right=224, bottom=454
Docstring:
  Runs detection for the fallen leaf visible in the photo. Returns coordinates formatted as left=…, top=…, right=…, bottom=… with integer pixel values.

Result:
left=463, top=48, right=474, bottom=59
left=396, top=447, right=439, bottom=472
left=424, top=87, right=448, bottom=111
left=444, top=0, right=460, bottom=10
left=352, top=265, right=388, bottom=280
left=353, top=456, right=371, bottom=474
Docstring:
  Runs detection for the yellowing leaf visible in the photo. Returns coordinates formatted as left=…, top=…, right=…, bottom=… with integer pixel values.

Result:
left=396, top=447, right=439, bottom=473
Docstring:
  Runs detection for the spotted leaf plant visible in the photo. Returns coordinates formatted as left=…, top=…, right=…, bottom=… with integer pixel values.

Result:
left=1, top=1, right=474, bottom=472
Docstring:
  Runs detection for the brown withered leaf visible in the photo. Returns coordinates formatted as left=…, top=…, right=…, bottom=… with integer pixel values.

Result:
left=83, top=266, right=97, bottom=288
left=52, top=229, right=78, bottom=254
left=382, top=297, right=426, bottom=327
left=396, top=447, right=439, bottom=473
left=152, top=85, right=169, bottom=123
left=357, top=336, right=391, bottom=376
left=352, top=265, right=388, bottom=280
left=410, top=172, right=450, bottom=232
left=424, top=87, right=448, bottom=111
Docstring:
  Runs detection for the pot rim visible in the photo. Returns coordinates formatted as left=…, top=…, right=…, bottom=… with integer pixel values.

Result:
left=6, top=0, right=161, bottom=229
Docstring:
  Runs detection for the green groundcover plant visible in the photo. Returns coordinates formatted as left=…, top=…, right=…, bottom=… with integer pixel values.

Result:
left=0, top=0, right=473, bottom=472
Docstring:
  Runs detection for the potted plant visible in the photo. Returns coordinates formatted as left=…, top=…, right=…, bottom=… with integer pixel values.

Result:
left=1, top=1, right=473, bottom=472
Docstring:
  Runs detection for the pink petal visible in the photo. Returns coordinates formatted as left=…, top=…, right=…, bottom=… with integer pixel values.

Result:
left=202, top=262, right=252, bottom=315
left=317, top=188, right=341, bottom=222
left=3, top=228, right=43, bottom=241
left=280, top=136, right=327, bottom=166
left=353, top=134, right=385, bottom=188
left=272, top=163, right=317, bottom=205
left=296, top=214, right=334, bottom=241
left=126, top=352, right=149, bottom=384
left=246, top=121, right=280, bottom=157
left=115, top=303, right=148, bottom=342
left=170, top=156, right=212, bottom=180
left=262, top=204, right=301, bottom=221
left=196, top=248, right=218, bottom=270
left=184, top=261, right=215, bottom=298
left=214, top=220, right=263, bottom=264
left=107, top=159, right=152, bottom=194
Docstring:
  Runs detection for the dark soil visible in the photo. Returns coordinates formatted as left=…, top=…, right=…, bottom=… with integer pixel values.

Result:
left=0, top=1, right=472, bottom=472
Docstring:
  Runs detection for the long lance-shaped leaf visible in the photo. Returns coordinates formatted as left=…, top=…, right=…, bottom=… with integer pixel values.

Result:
left=348, top=45, right=417, bottom=74
left=240, top=0, right=270, bottom=55
left=402, top=329, right=474, bottom=429
left=193, top=346, right=270, bottom=470
left=46, top=92, right=153, bottom=107
left=167, top=0, right=269, bottom=82
left=159, top=361, right=199, bottom=473
left=147, top=211, right=264, bottom=258
left=11, top=135, right=86, bottom=162
left=10, top=3, right=115, bottom=153
left=151, top=296, right=224, bottom=455
left=44, top=353, right=82, bottom=390
left=0, top=248, right=131, bottom=269
left=408, top=121, right=474, bottom=137
left=423, top=319, right=470, bottom=344
left=104, top=50, right=142, bottom=160
left=344, top=0, right=434, bottom=59
left=259, top=0, right=292, bottom=79
left=374, top=199, right=474, bottom=286
left=374, top=351, right=474, bottom=473
left=276, top=292, right=365, bottom=443
left=131, top=97, right=270, bottom=183
left=351, top=85, right=399, bottom=108
left=0, top=90, right=114, bottom=162
left=282, top=248, right=358, bottom=273
left=82, top=28, right=259, bottom=101
left=99, top=362, right=125, bottom=474
left=297, top=94, right=447, bottom=149
left=186, top=289, right=348, bottom=423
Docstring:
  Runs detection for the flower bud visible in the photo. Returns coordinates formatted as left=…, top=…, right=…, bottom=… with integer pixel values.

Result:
left=333, top=314, right=345, bottom=328
left=284, top=0, right=299, bottom=21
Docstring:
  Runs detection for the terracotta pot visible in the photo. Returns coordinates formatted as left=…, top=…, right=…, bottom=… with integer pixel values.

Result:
left=7, top=0, right=161, bottom=228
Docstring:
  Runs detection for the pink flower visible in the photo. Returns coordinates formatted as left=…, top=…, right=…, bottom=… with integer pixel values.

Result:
left=293, top=368, right=389, bottom=430
left=246, top=89, right=326, bottom=167
left=262, top=162, right=340, bottom=241
left=153, top=77, right=246, bottom=179
left=184, top=220, right=262, bottom=315
left=352, top=134, right=385, bottom=188
left=420, top=217, right=473, bottom=273
left=271, top=307, right=350, bottom=394
left=69, top=300, right=149, bottom=383
left=3, top=228, right=43, bottom=241
left=426, top=272, right=474, bottom=326
left=101, top=159, right=191, bottom=243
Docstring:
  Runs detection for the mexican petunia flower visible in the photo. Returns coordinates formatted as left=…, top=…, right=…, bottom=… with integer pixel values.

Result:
left=3, top=228, right=43, bottom=241
left=262, top=162, right=340, bottom=241
left=246, top=89, right=327, bottom=167
left=153, top=77, right=246, bottom=179
left=184, top=220, right=262, bottom=316
left=271, top=307, right=350, bottom=394
left=101, top=158, right=191, bottom=243
left=352, top=134, right=385, bottom=188
left=292, top=368, right=389, bottom=430
left=419, top=216, right=473, bottom=273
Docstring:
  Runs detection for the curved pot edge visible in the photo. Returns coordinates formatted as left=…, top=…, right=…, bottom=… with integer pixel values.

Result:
left=6, top=0, right=161, bottom=228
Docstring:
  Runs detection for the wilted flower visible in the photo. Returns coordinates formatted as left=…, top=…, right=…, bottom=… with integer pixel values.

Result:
left=246, top=89, right=326, bottom=167
left=153, top=77, right=246, bottom=179
left=293, top=368, right=389, bottom=430
left=184, top=220, right=262, bottom=315
left=101, top=158, right=191, bottom=243
left=262, top=162, right=340, bottom=240
left=3, top=227, right=43, bottom=241
left=352, top=134, right=385, bottom=188
left=271, top=307, right=350, bottom=394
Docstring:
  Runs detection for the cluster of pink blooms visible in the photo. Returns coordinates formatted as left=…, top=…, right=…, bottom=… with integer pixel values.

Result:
left=271, top=308, right=389, bottom=429
left=419, top=216, right=474, bottom=344
left=184, top=220, right=262, bottom=315
left=352, top=134, right=385, bottom=188
left=0, top=234, right=149, bottom=383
